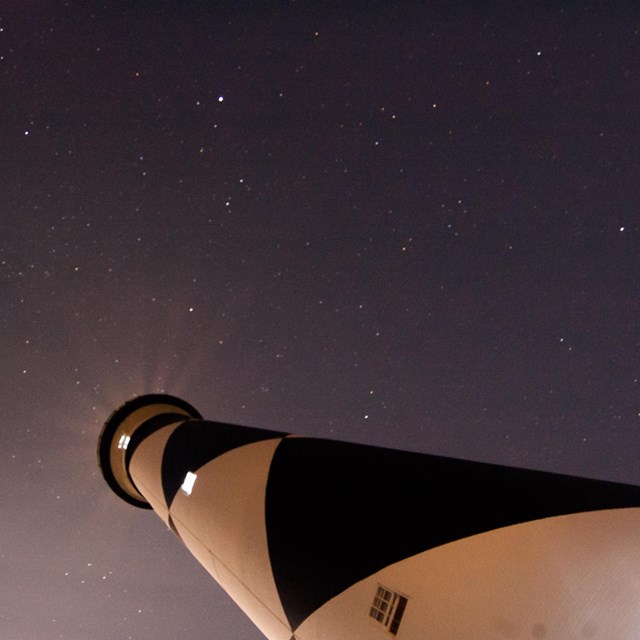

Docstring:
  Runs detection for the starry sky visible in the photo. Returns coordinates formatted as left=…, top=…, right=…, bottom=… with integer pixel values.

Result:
left=2, top=2, right=639, bottom=639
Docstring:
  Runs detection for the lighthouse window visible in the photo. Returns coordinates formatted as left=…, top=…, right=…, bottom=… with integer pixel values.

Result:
left=369, top=584, right=407, bottom=635
left=181, top=471, right=198, bottom=496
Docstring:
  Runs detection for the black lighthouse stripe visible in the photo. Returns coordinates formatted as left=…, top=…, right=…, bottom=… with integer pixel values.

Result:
left=161, top=419, right=285, bottom=508
left=265, top=436, right=640, bottom=631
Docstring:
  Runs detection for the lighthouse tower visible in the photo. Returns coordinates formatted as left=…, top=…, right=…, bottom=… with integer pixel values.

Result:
left=98, top=394, right=640, bottom=639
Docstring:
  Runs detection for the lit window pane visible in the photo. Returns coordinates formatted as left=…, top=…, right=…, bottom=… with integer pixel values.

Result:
left=181, top=471, right=198, bottom=496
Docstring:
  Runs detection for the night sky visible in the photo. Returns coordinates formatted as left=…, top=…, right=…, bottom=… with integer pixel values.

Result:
left=2, top=3, right=640, bottom=639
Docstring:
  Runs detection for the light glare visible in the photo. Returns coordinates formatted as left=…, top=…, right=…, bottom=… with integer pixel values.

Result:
left=181, top=471, right=197, bottom=496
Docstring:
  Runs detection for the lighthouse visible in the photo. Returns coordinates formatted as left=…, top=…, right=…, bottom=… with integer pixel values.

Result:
left=98, top=394, right=640, bottom=639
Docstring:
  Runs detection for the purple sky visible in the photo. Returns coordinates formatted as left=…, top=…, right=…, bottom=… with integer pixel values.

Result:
left=1, top=3, right=639, bottom=639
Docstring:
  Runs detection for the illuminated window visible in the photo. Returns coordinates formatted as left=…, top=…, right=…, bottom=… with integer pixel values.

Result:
left=369, top=585, right=407, bottom=635
left=181, top=471, right=197, bottom=496
left=117, top=434, right=131, bottom=450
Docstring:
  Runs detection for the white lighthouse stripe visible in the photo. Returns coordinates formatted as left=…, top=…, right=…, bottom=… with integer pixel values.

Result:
left=211, top=557, right=293, bottom=640
left=128, top=422, right=184, bottom=525
left=160, top=419, right=285, bottom=508
left=169, top=438, right=289, bottom=634
left=169, top=513, right=290, bottom=638
left=169, top=514, right=222, bottom=584
left=295, top=508, right=640, bottom=640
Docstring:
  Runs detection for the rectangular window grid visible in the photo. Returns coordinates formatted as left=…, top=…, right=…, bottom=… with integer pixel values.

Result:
left=369, top=585, right=408, bottom=635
